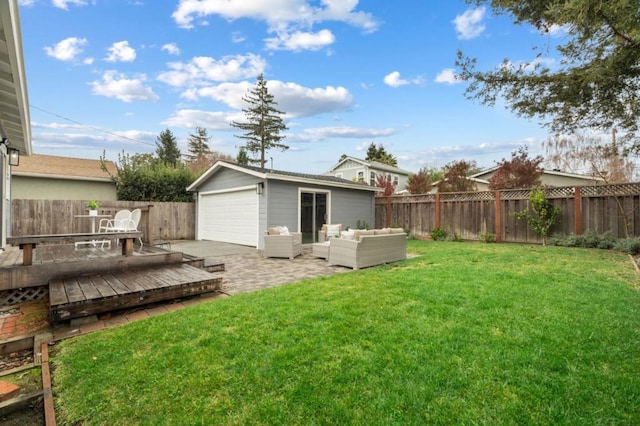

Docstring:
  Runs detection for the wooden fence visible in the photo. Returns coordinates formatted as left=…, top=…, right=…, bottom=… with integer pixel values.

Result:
left=11, top=200, right=195, bottom=243
left=375, top=182, right=640, bottom=243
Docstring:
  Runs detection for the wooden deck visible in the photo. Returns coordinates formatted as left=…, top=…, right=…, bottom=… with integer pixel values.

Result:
left=49, top=264, right=222, bottom=322
left=1, top=242, right=226, bottom=322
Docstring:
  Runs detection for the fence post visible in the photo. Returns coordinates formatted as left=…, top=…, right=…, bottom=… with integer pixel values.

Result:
left=495, top=191, right=502, bottom=242
left=434, top=192, right=441, bottom=229
left=574, top=186, right=582, bottom=235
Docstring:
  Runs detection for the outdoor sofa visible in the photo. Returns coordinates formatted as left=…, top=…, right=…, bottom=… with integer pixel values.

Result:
left=328, top=228, right=407, bottom=270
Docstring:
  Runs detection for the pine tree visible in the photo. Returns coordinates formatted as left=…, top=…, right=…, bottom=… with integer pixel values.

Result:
left=155, top=128, right=181, bottom=167
left=231, top=74, right=288, bottom=168
left=365, top=142, right=398, bottom=167
left=186, top=127, right=211, bottom=160
left=236, top=147, right=250, bottom=166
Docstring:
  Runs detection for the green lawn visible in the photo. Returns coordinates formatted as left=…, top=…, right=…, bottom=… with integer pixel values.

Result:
left=52, top=241, right=640, bottom=425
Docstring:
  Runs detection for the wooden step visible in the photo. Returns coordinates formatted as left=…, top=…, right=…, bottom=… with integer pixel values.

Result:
left=49, top=264, right=222, bottom=322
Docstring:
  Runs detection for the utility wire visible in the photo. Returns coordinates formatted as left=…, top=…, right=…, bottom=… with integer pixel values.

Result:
left=29, top=104, right=156, bottom=147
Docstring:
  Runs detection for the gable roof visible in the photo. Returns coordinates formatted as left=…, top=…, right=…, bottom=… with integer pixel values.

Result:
left=187, top=161, right=380, bottom=192
left=327, top=156, right=412, bottom=175
left=471, top=166, right=606, bottom=182
left=0, top=0, right=31, bottom=155
left=11, top=154, right=117, bottom=182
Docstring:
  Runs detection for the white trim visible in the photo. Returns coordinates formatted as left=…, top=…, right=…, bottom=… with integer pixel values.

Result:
left=198, top=185, right=256, bottom=197
left=297, top=187, right=331, bottom=236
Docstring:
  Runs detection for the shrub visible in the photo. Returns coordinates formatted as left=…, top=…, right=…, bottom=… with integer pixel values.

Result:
left=614, top=237, right=640, bottom=255
left=511, top=188, right=561, bottom=246
left=479, top=232, right=496, bottom=243
left=430, top=227, right=448, bottom=241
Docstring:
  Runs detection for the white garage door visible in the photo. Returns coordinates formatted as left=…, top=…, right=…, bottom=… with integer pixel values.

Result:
left=198, top=188, right=258, bottom=246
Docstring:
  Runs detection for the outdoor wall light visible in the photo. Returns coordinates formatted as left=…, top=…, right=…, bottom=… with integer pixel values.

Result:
left=0, top=138, right=19, bottom=166
left=256, top=182, right=264, bottom=195
left=8, top=148, right=19, bottom=166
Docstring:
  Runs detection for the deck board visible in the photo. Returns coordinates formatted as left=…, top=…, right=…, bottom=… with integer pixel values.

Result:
left=50, top=264, right=222, bottom=322
left=77, top=276, right=102, bottom=300
left=90, top=275, right=118, bottom=298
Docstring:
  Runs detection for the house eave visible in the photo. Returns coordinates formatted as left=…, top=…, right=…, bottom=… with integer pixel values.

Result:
left=12, top=171, right=114, bottom=183
left=0, top=0, right=31, bottom=155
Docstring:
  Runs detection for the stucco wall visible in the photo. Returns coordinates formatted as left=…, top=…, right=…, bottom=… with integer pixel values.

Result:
left=12, top=176, right=117, bottom=201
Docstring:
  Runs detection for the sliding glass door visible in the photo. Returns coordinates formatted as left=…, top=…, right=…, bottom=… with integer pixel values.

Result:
left=300, top=191, right=328, bottom=244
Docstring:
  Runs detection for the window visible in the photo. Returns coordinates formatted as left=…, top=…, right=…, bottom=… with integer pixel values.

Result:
left=369, top=171, right=376, bottom=186
left=357, top=171, right=364, bottom=182
left=393, top=175, right=399, bottom=186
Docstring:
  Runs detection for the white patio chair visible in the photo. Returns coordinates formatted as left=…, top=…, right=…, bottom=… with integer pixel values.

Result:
left=98, top=209, right=132, bottom=233
left=128, top=208, right=143, bottom=247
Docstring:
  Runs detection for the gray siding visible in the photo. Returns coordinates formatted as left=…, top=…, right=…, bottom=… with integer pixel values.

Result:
left=330, top=189, right=375, bottom=229
left=197, top=168, right=261, bottom=192
left=266, top=180, right=303, bottom=231
left=266, top=180, right=374, bottom=231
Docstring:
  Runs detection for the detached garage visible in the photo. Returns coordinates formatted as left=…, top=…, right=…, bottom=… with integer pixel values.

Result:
left=187, top=161, right=379, bottom=250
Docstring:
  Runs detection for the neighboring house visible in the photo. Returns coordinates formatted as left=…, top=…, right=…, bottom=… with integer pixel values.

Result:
left=470, top=167, right=606, bottom=188
left=11, top=154, right=118, bottom=201
left=187, top=161, right=379, bottom=249
left=1, top=0, right=31, bottom=250
left=326, top=156, right=412, bottom=193
left=428, top=167, right=606, bottom=193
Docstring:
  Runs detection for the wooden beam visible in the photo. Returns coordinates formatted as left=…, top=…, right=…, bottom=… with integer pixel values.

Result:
left=495, top=191, right=502, bottom=242
left=574, top=186, right=582, bottom=235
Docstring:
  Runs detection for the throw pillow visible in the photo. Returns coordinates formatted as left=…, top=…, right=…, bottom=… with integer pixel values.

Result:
left=341, top=230, right=355, bottom=240
left=267, top=227, right=281, bottom=235
left=326, top=224, right=341, bottom=238
left=279, top=226, right=290, bottom=235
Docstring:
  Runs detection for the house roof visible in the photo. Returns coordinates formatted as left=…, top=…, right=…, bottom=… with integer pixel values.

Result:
left=327, top=156, right=412, bottom=175
left=0, top=0, right=31, bottom=155
left=187, top=161, right=380, bottom=192
left=11, top=154, right=117, bottom=182
left=471, top=166, right=605, bottom=182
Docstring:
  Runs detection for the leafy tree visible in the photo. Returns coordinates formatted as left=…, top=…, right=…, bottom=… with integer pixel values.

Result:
left=375, top=174, right=397, bottom=227
left=365, top=142, right=398, bottom=167
left=488, top=146, right=543, bottom=190
left=407, top=168, right=433, bottom=194
left=186, top=150, right=234, bottom=176
left=101, top=151, right=195, bottom=202
left=186, top=127, right=211, bottom=160
left=155, top=128, right=181, bottom=167
left=544, top=130, right=637, bottom=183
left=512, top=187, right=561, bottom=246
left=456, top=0, right=640, bottom=151
left=231, top=73, right=288, bottom=168
left=438, top=160, right=478, bottom=193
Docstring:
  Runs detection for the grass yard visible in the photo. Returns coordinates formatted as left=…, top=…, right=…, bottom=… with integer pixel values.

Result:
left=52, top=241, right=640, bottom=425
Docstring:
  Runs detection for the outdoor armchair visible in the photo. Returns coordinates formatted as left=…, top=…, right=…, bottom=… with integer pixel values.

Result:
left=318, top=223, right=343, bottom=243
left=263, top=226, right=302, bottom=259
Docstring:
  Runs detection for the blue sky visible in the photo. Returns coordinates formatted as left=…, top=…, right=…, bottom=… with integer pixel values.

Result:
left=18, top=0, right=565, bottom=174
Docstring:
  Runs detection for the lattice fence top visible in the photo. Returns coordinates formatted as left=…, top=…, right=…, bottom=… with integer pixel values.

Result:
left=580, top=182, right=640, bottom=197
left=377, top=181, right=640, bottom=204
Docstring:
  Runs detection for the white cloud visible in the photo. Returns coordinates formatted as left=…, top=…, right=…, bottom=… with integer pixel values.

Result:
left=161, top=43, right=181, bottom=56
left=157, top=53, right=267, bottom=87
left=384, top=71, right=425, bottom=88
left=162, top=109, right=240, bottom=130
left=231, top=32, right=246, bottom=43
left=434, top=68, right=460, bottom=85
left=105, top=41, right=136, bottom=62
left=90, top=70, right=160, bottom=103
left=265, top=29, right=335, bottom=52
left=293, top=126, right=397, bottom=142
left=44, top=37, right=88, bottom=61
left=171, top=0, right=378, bottom=53
left=189, top=80, right=353, bottom=118
left=18, top=0, right=37, bottom=6
left=172, top=0, right=379, bottom=32
left=453, top=7, right=486, bottom=40
left=52, top=0, right=87, bottom=10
